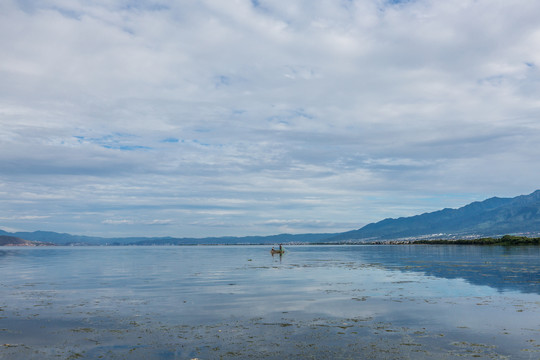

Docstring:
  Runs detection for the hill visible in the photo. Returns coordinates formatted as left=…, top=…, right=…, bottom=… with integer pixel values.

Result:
left=0, top=229, right=336, bottom=246
left=329, top=190, right=540, bottom=242
left=131, top=233, right=335, bottom=245
left=2, top=190, right=540, bottom=244
left=0, top=235, right=54, bottom=246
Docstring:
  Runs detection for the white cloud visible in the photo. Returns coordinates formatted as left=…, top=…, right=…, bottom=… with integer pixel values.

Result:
left=1, top=0, right=540, bottom=237
left=0, top=215, right=51, bottom=220
left=102, top=219, right=135, bottom=225
left=102, top=218, right=173, bottom=226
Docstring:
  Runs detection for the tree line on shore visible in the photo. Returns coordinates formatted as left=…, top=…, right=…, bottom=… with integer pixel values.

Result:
left=413, top=235, right=540, bottom=245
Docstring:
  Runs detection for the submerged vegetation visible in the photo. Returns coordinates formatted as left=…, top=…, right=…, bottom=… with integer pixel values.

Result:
left=414, top=235, right=540, bottom=246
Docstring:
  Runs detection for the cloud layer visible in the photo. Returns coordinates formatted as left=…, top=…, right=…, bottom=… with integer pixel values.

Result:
left=1, top=0, right=540, bottom=237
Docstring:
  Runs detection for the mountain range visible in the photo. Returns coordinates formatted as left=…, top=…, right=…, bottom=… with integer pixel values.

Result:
left=0, top=235, right=54, bottom=246
left=1, top=190, right=539, bottom=245
left=329, top=189, right=540, bottom=242
left=0, top=229, right=335, bottom=246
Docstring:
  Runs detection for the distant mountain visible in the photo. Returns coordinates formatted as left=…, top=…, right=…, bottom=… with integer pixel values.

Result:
left=329, top=190, right=540, bottom=242
left=0, top=230, right=114, bottom=245
left=132, top=233, right=335, bottom=245
left=2, top=190, right=540, bottom=245
left=0, top=229, right=336, bottom=246
left=0, top=235, right=54, bottom=246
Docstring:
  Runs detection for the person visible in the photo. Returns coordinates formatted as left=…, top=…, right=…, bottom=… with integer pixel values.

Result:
left=279, top=244, right=283, bottom=251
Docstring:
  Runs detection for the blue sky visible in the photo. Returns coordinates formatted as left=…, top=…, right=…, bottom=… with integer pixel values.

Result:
left=1, top=0, right=539, bottom=237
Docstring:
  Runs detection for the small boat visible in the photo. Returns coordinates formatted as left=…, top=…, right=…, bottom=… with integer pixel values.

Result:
left=270, top=248, right=284, bottom=255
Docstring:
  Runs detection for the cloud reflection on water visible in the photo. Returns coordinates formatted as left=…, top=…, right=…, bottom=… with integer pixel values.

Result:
left=1, top=245, right=539, bottom=359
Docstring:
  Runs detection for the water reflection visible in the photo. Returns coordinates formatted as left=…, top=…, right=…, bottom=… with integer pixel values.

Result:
left=1, top=245, right=539, bottom=359
left=338, top=245, right=540, bottom=295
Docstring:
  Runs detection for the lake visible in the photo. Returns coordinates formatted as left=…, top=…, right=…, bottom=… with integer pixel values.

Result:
left=1, top=245, right=539, bottom=359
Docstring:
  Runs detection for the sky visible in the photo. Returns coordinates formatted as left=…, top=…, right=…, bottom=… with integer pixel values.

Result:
left=1, top=0, right=540, bottom=238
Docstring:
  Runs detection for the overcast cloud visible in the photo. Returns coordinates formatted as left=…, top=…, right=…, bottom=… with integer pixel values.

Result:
left=1, top=0, right=539, bottom=237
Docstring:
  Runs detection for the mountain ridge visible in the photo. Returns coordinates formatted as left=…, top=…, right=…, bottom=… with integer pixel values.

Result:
left=330, top=190, right=540, bottom=241
left=0, top=229, right=336, bottom=246
left=2, top=190, right=540, bottom=245
left=0, top=235, right=54, bottom=246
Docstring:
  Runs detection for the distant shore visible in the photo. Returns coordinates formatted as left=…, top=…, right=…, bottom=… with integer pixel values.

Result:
left=0, top=235, right=55, bottom=247
left=1, top=234, right=539, bottom=246
left=380, top=235, right=540, bottom=246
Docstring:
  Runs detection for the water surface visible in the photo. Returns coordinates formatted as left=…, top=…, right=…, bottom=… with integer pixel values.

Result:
left=1, top=245, right=539, bottom=359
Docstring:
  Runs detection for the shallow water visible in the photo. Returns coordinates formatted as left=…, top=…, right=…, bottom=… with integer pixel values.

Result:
left=0, top=245, right=539, bottom=359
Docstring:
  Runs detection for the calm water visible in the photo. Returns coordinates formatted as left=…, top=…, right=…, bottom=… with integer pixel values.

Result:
left=0, top=245, right=539, bottom=359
